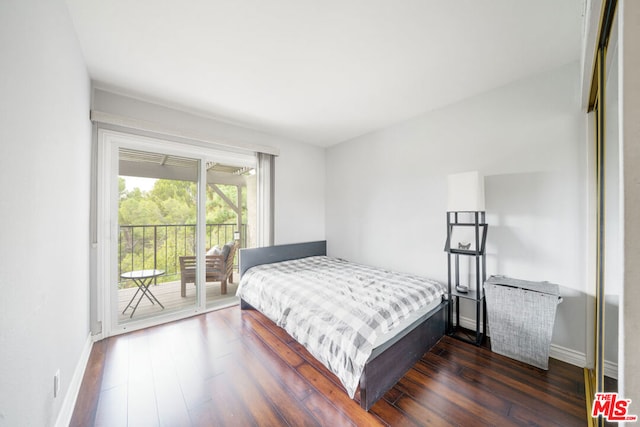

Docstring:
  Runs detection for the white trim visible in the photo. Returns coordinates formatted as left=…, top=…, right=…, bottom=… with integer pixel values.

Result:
left=604, top=359, right=619, bottom=380
left=549, top=344, right=587, bottom=369
left=457, top=313, right=480, bottom=333
left=549, top=344, right=616, bottom=380
left=91, top=110, right=280, bottom=156
left=54, top=334, right=94, bottom=427
left=97, top=128, right=259, bottom=337
left=96, top=133, right=113, bottom=337
left=99, top=128, right=257, bottom=168
left=457, top=314, right=617, bottom=377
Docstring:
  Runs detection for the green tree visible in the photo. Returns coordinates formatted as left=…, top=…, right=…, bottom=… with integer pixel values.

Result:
left=118, top=176, right=245, bottom=287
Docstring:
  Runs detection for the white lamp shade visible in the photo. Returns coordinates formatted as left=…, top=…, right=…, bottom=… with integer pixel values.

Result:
left=447, top=171, right=485, bottom=212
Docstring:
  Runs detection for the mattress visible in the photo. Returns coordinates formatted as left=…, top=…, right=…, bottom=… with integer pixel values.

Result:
left=372, top=296, right=443, bottom=347
left=237, top=255, right=445, bottom=398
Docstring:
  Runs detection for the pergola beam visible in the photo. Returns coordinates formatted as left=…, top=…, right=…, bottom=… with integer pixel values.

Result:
left=210, top=184, right=241, bottom=216
left=119, top=160, right=248, bottom=187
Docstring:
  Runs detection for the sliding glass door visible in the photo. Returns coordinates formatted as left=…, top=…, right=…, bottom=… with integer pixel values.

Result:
left=202, top=161, right=257, bottom=310
left=117, top=147, right=201, bottom=324
left=98, top=129, right=258, bottom=334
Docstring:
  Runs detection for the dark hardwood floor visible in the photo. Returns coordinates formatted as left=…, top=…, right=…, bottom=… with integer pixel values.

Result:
left=71, top=306, right=587, bottom=426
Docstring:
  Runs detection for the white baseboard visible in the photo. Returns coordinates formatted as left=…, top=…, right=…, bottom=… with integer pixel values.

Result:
left=549, top=343, right=586, bottom=368
left=55, top=333, right=94, bottom=427
left=457, top=314, right=478, bottom=332
left=456, top=314, right=617, bottom=379
left=603, top=359, right=618, bottom=380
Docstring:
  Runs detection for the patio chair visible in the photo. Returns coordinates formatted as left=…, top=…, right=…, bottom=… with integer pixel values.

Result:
left=179, top=241, right=239, bottom=297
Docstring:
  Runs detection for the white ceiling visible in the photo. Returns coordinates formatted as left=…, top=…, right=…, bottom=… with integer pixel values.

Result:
left=65, top=0, right=585, bottom=147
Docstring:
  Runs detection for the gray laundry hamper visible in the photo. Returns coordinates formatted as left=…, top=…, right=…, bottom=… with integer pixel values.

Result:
left=484, top=275, right=562, bottom=369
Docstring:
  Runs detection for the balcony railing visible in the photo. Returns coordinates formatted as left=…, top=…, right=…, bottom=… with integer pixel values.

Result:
left=118, top=223, right=246, bottom=287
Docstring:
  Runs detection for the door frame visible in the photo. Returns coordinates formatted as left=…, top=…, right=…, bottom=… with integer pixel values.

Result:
left=584, top=1, right=619, bottom=425
left=96, top=128, right=256, bottom=337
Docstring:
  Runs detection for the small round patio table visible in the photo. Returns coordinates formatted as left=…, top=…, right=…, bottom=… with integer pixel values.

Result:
left=120, top=269, right=165, bottom=318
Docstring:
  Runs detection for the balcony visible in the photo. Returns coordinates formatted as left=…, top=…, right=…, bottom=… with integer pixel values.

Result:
left=118, top=223, right=244, bottom=321
left=117, top=277, right=239, bottom=322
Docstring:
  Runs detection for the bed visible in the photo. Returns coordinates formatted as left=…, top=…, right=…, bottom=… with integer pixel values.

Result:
left=237, top=240, right=447, bottom=411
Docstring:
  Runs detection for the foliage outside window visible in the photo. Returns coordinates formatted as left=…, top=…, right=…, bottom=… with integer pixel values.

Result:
left=118, top=177, right=246, bottom=288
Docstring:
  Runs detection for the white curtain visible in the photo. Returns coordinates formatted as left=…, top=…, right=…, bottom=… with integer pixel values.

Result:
left=257, top=152, right=275, bottom=247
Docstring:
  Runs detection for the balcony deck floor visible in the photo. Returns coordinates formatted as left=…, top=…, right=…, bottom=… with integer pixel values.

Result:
left=117, top=276, right=239, bottom=323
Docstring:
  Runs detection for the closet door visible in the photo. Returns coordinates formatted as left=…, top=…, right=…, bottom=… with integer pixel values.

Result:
left=116, top=146, right=202, bottom=327
left=601, top=8, right=620, bottom=392
left=589, top=1, right=619, bottom=411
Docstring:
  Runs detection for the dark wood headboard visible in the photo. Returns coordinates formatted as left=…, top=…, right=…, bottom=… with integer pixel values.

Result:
left=238, top=241, right=327, bottom=276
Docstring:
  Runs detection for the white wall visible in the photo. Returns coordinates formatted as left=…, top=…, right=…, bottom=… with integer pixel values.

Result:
left=272, top=140, right=325, bottom=245
left=621, top=0, right=640, bottom=404
left=92, top=89, right=326, bottom=247
left=326, top=62, right=588, bottom=358
left=0, top=0, right=92, bottom=426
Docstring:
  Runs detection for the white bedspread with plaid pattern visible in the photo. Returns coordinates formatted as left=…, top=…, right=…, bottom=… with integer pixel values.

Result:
left=236, top=256, right=445, bottom=398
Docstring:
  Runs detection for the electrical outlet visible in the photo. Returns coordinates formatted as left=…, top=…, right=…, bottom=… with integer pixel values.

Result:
left=53, top=370, right=60, bottom=398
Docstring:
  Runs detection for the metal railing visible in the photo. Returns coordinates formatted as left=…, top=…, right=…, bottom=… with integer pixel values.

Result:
left=118, top=223, right=246, bottom=287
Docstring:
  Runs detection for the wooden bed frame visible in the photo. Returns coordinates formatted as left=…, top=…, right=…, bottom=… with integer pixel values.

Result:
left=238, top=240, right=447, bottom=411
